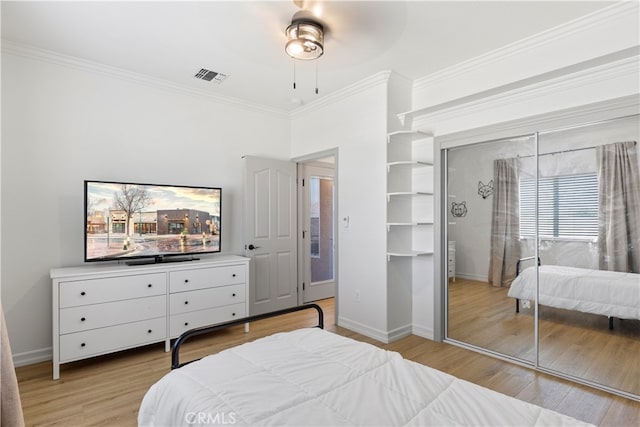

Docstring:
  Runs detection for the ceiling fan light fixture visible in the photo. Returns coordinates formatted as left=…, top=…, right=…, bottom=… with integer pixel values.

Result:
left=285, top=19, right=324, bottom=60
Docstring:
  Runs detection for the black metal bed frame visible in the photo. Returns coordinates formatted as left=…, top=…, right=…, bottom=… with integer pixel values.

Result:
left=171, top=303, right=324, bottom=370
left=514, top=257, right=614, bottom=329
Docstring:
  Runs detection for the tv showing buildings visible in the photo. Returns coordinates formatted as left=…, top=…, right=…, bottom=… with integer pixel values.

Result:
left=85, top=181, right=221, bottom=261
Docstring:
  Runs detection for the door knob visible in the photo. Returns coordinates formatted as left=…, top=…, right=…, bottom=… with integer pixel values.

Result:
left=247, top=244, right=261, bottom=250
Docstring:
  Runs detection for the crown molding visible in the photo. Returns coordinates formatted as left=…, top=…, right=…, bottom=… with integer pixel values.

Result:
left=408, top=47, right=639, bottom=130
left=1, top=39, right=289, bottom=118
left=412, top=1, right=638, bottom=94
left=289, top=70, right=392, bottom=118
left=435, top=94, right=640, bottom=149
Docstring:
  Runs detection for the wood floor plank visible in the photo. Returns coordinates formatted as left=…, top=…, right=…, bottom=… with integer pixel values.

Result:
left=599, top=396, right=640, bottom=427
left=555, top=386, right=617, bottom=426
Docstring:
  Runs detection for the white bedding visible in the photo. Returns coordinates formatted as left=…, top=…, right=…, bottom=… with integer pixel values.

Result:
left=138, top=328, right=591, bottom=426
left=508, top=265, right=640, bottom=320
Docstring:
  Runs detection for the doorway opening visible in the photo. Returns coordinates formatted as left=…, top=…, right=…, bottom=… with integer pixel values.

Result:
left=296, top=151, right=337, bottom=314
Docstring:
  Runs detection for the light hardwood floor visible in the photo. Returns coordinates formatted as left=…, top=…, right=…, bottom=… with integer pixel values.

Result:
left=16, top=298, right=640, bottom=426
left=448, top=278, right=640, bottom=396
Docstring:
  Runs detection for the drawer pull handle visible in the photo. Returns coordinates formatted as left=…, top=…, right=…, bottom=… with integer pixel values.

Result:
left=232, top=313, right=236, bottom=317
left=232, top=293, right=236, bottom=297
left=184, top=322, right=189, bottom=326
left=232, top=273, right=236, bottom=277
left=148, top=284, right=152, bottom=288
left=81, top=343, right=86, bottom=347
left=80, top=317, right=86, bottom=322
left=148, top=329, right=152, bottom=334
left=80, top=291, right=86, bottom=296
left=184, top=301, right=189, bottom=305
left=184, top=279, right=189, bottom=283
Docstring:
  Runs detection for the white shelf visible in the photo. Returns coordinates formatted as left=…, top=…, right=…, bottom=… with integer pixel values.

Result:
left=387, top=160, right=433, bottom=167
left=387, top=250, right=434, bottom=256
left=386, top=221, right=433, bottom=231
left=386, top=250, right=434, bottom=261
left=386, top=160, right=433, bottom=171
left=386, top=221, right=433, bottom=226
left=387, top=191, right=433, bottom=201
left=387, top=130, right=433, bottom=143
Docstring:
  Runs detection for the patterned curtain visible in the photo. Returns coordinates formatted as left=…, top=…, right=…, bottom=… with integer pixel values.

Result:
left=597, top=141, right=640, bottom=273
left=488, top=158, right=521, bottom=287
left=1, top=306, right=25, bottom=427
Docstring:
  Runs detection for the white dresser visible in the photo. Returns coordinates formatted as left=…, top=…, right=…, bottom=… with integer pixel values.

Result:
left=447, top=241, right=456, bottom=282
left=51, top=255, right=249, bottom=379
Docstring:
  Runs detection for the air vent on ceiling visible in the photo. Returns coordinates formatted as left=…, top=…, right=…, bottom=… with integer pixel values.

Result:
left=194, top=68, right=228, bottom=83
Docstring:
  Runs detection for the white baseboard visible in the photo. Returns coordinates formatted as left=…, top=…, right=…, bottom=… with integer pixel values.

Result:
left=338, top=316, right=389, bottom=342
left=387, top=324, right=412, bottom=342
left=455, top=272, right=488, bottom=282
left=412, top=324, right=435, bottom=340
left=13, top=347, right=52, bottom=367
left=337, top=317, right=412, bottom=343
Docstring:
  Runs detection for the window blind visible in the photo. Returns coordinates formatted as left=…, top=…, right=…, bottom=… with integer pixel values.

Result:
left=519, top=173, right=598, bottom=238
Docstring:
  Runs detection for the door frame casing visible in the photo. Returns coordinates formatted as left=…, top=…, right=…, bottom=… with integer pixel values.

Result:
left=292, top=148, right=339, bottom=324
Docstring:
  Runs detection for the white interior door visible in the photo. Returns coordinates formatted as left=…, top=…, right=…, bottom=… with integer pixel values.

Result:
left=243, top=156, right=298, bottom=315
left=299, top=164, right=336, bottom=303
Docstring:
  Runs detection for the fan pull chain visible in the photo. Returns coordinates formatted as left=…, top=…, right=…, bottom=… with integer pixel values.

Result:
left=315, top=61, right=319, bottom=94
left=293, top=59, right=296, bottom=90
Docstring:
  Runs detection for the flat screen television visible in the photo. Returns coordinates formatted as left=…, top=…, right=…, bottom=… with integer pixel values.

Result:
left=85, top=180, right=221, bottom=264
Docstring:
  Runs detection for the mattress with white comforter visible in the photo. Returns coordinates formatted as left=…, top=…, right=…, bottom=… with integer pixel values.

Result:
left=508, top=265, right=640, bottom=320
left=138, top=328, right=591, bottom=426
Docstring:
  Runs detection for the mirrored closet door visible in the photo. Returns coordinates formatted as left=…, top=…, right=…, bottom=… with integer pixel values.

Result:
left=443, top=114, right=640, bottom=399
left=536, top=115, right=640, bottom=397
left=445, top=134, right=537, bottom=362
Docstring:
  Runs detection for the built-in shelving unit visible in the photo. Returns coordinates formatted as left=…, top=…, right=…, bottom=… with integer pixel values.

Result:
left=386, top=130, right=434, bottom=260
left=385, top=129, right=435, bottom=340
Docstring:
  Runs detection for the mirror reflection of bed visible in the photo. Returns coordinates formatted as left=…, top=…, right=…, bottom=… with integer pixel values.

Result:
left=448, top=275, right=640, bottom=392
left=445, top=114, right=640, bottom=398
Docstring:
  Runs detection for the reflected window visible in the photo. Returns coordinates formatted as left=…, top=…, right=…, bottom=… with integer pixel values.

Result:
left=520, top=173, right=598, bottom=239
left=310, top=177, right=320, bottom=258
left=309, top=175, right=334, bottom=283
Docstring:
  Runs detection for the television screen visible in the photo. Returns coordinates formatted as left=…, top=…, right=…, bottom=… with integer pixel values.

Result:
left=85, top=180, right=221, bottom=263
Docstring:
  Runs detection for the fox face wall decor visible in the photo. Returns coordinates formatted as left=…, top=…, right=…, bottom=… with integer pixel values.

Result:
left=478, top=180, right=494, bottom=199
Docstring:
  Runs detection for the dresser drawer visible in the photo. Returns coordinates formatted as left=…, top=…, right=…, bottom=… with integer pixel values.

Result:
left=170, top=303, right=246, bottom=337
left=59, top=295, right=166, bottom=334
left=59, top=317, right=166, bottom=362
left=59, top=273, right=166, bottom=308
left=170, top=284, right=245, bottom=315
left=169, top=265, right=245, bottom=293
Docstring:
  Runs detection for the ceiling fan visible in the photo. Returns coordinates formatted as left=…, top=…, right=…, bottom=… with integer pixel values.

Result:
left=282, top=0, right=407, bottom=95
left=284, top=1, right=407, bottom=63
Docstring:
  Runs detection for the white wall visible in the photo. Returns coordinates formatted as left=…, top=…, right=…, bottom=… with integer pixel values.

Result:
left=290, top=73, right=390, bottom=339
left=1, top=50, right=290, bottom=363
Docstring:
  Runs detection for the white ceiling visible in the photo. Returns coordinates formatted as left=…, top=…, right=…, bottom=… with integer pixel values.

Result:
left=1, top=1, right=615, bottom=113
